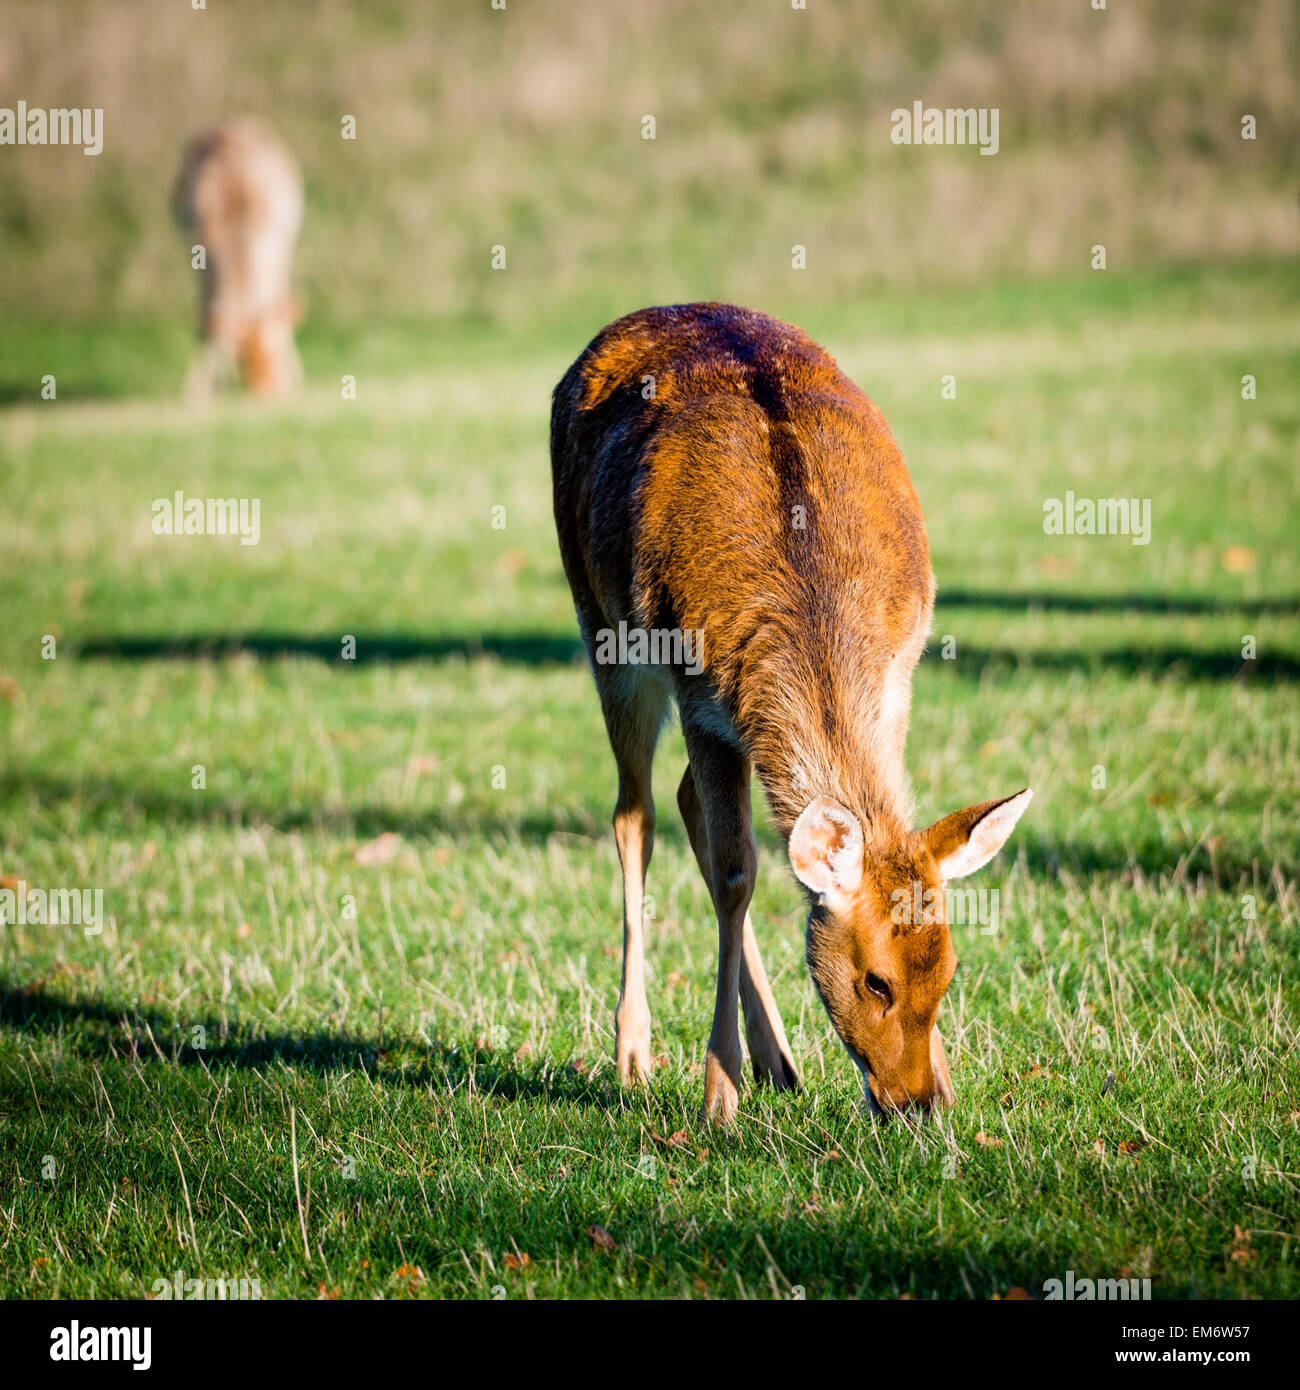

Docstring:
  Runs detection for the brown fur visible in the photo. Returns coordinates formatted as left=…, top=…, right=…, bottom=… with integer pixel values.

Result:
left=551, top=304, right=1029, bottom=1122
left=173, top=119, right=304, bottom=399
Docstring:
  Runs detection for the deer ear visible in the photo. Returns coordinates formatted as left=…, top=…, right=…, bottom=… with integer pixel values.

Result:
left=789, top=797, right=864, bottom=900
left=922, top=788, right=1032, bottom=881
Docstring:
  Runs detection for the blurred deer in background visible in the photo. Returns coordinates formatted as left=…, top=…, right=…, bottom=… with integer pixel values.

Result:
left=173, top=119, right=304, bottom=400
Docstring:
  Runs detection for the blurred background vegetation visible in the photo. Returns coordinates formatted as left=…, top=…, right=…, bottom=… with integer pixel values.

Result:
left=2, top=0, right=1296, bottom=347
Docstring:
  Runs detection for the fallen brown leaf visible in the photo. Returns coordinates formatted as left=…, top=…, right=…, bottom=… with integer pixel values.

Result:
left=586, top=1223, right=617, bottom=1253
left=354, top=832, right=402, bottom=866
left=1230, top=1225, right=1254, bottom=1265
left=1221, top=546, right=1256, bottom=574
left=1036, top=554, right=1075, bottom=579
left=975, top=1130, right=1003, bottom=1149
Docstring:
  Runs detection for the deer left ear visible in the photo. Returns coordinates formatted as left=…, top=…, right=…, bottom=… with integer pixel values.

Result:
left=922, top=788, right=1032, bottom=881
left=789, top=796, right=864, bottom=900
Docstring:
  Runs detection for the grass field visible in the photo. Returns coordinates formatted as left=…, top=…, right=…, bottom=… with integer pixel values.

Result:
left=2, top=259, right=1299, bottom=1299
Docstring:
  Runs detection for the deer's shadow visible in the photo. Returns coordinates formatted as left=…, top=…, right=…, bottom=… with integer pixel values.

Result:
left=0, top=986, right=624, bottom=1113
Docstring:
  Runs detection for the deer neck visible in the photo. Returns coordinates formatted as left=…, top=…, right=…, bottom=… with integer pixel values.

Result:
left=741, top=670, right=913, bottom=846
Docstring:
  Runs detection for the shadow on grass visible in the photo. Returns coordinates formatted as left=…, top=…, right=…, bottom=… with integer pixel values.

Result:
left=939, top=588, right=1300, bottom=618
left=0, top=985, right=621, bottom=1111
left=0, top=769, right=603, bottom=845
left=74, top=629, right=1300, bottom=681
left=75, top=632, right=587, bottom=667
left=1, top=768, right=1288, bottom=886
left=930, top=646, right=1299, bottom=682
left=0, top=989, right=1246, bottom=1297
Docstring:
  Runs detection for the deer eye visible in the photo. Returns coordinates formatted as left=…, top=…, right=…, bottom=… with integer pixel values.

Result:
left=864, top=972, right=893, bottom=1006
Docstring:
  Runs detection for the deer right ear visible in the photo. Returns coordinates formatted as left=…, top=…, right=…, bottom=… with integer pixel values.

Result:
left=789, top=797, right=864, bottom=901
left=922, top=788, right=1033, bottom=881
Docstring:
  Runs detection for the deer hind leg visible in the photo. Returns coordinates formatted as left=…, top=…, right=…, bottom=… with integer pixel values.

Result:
left=185, top=292, right=237, bottom=405
left=596, top=666, right=669, bottom=1085
left=184, top=338, right=225, bottom=406
left=680, top=727, right=761, bottom=1124
left=677, top=765, right=799, bottom=1093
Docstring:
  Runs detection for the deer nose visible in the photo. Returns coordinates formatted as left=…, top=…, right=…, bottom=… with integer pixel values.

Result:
left=874, top=1071, right=944, bottom=1115
left=859, top=1059, right=947, bottom=1118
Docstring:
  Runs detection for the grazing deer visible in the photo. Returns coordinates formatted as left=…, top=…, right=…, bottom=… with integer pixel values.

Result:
left=551, top=303, right=1031, bottom=1124
left=173, top=119, right=304, bottom=400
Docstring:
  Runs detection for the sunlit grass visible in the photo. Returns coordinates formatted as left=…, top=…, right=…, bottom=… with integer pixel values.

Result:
left=1, top=262, right=1298, bottom=1297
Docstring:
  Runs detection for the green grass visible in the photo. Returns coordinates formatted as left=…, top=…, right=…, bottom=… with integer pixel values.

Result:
left=2, top=261, right=1299, bottom=1299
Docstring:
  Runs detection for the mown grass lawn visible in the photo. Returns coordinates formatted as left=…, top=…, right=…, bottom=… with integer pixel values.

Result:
left=1, top=262, right=1298, bottom=1299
